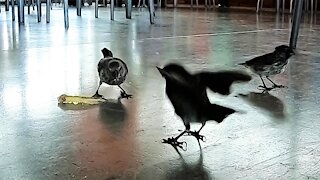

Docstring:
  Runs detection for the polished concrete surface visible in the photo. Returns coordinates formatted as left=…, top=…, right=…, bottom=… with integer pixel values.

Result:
left=1, top=5, right=320, bottom=179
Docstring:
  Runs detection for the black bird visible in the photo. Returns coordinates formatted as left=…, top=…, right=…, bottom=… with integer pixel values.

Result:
left=157, top=63, right=251, bottom=149
left=239, top=45, right=295, bottom=92
left=93, top=48, right=132, bottom=99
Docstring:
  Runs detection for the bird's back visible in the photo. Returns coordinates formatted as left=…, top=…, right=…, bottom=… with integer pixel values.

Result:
left=98, top=57, right=128, bottom=85
left=165, top=76, right=209, bottom=123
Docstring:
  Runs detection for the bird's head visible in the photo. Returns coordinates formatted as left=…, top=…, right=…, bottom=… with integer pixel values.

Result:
left=157, top=63, right=192, bottom=82
left=275, top=45, right=295, bottom=56
left=101, top=48, right=113, bottom=58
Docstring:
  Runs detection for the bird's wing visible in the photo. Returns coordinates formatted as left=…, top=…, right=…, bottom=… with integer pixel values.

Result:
left=245, top=52, right=276, bottom=65
left=196, top=71, right=252, bottom=95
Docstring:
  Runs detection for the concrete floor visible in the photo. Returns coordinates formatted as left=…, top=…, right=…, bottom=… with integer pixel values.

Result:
left=1, top=5, right=320, bottom=180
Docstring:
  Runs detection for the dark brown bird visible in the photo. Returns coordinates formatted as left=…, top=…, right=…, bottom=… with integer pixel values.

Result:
left=157, top=63, right=251, bottom=149
left=93, top=48, right=132, bottom=99
left=239, top=45, right=295, bottom=92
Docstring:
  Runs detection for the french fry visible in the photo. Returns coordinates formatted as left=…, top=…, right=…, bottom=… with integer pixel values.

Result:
left=57, top=94, right=106, bottom=105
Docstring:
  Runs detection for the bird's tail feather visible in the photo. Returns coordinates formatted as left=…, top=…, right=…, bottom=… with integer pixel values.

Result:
left=206, top=104, right=237, bottom=123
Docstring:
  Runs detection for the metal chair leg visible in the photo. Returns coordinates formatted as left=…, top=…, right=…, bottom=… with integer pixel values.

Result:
left=125, top=0, right=132, bottom=19
left=76, top=0, right=81, bottom=16
left=6, top=0, right=10, bottom=11
left=256, top=0, right=261, bottom=12
left=28, top=0, right=31, bottom=14
left=64, top=0, right=69, bottom=28
left=290, top=0, right=293, bottom=13
left=18, top=0, right=24, bottom=23
left=36, top=0, right=41, bottom=22
left=95, top=0, right=98, bottom=18
left=148, top=0, right=154, bottom=24
left=110, top=0, right=114, bottom=20
left=46, top=0, right=50, bottom=22
left=12, top=0, right=15, bottom=21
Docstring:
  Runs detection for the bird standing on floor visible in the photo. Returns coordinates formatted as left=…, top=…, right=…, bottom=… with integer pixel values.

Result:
left=93, top=48, right=132, bottom=99
left=239, top=45, right=295, bottom=92
left=157, top=63, right=251, bottom=149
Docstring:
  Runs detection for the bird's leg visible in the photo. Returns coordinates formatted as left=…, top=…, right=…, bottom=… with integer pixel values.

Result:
left=187, top=122, right=206, bottom=142
left=162, top=130, right=188, bottom=151
left=257, top=75, right=273, bottom=92
left=92, top=81, right=103, bottom=98
left=266, top=76, right=286, bottom=89
left=118, top=85, right=133, bottom=99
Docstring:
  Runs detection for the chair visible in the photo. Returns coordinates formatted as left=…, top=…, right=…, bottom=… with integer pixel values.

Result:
left=290, top=0, right=318, bottom=13
left=191, top=0, right=215, bottom=8
left=257, top=0, right=284, bottom=13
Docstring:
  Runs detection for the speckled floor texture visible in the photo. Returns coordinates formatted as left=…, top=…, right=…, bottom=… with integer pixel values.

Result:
left=0, top=4, right=320, bottom=180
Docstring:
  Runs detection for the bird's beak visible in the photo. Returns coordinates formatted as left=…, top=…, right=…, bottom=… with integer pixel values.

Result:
left=156, top=66, right=169, bottom=78
left=156, top=66, right=162, bottom=72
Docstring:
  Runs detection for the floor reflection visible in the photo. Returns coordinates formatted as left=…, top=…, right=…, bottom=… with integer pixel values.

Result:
left=98, top=100, right=128, bottom=135
left=137, top=144, right=211, bottom=180
left=237, top=92, right=286, bottom=120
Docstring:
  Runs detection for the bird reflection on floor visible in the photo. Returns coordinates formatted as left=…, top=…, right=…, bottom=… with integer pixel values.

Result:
left=98, top=99, right=128, bottom=135
left=136, top=142, right=212, bottom=180
left=237, top=92, right=286, bottom=120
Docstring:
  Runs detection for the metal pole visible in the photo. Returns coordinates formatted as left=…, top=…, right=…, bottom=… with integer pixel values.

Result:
left=95, top=0, right=98, bottom=18
left=64, top=0, right=69, bottom=28
left=46, top=0, right=50, bottom=22
left=36, top=0, right=41, bottom=22
left=6, top=0, right=10, bottom=11
left=12, top=0, right=15, bottom=21
left=18, top=0, right=24, bottom=24
left=110, top=0, right=114, bottom=20
left=148, top=0, right=154, bottom=24
left=125, top=0, right=131, bottom=19
left=289, top=0, right=304, bottom=49
left=76, top=0, right=81, bottom=16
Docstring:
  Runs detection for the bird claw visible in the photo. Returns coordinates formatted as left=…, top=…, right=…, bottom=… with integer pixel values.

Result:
left=257, top=84, right=287, bottom=92
left=120, top=91, right=133, bottom=99
left=92, top=93, right=103, bottom=98
left=162, top=137, right=187, bottom=151
left=257, top=85, right=274, bottom=92
left=187, top=131, right=206, bottom=142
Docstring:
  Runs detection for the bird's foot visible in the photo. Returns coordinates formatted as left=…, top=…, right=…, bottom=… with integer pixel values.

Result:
left=257, top=85, right=274, bottom=92
left=92, top=93, right=103, bottom=98
left=120, top=91, right=133, bottom=99
left=162, top=137, right=187, bottom=151
left=187, top=131, right=206, bottom=142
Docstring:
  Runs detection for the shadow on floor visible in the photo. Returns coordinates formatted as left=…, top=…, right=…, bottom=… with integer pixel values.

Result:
left=236, top=91, right=286, bottom=120
left=136, top=143, right=212, bottom=180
